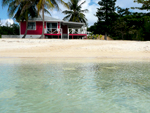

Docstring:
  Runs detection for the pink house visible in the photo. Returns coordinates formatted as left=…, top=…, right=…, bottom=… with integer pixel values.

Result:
left=20, top=16, right=87, bottom=39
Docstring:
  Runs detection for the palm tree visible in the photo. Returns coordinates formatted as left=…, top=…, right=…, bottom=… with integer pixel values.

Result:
left=25, top=0, right=68, bottom=38
left=2, top=0, right=51, bottom=38
left=62, top=0, right=88, bottom=25
left=2, top=0, right=38, bottom=38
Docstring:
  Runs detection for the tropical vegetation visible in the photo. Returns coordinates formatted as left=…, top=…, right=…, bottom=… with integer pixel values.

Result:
left=1, top=0, right=150, bottom=40
left=32, top=0, right=68, bottom=38
left=88, top=0, right=150, bottom=41
left=2, top=0, right=68, bottom=38
left=62, top=0, right=88, bottom=25
left=0, top=23, right=19, bottom=38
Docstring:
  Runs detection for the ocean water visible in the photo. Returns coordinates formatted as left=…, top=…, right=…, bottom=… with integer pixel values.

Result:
left=0, top=58, right=150, bottom=113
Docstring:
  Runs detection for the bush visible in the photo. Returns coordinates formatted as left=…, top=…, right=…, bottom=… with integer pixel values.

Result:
left=100, top=34, right=102, bottom=39
left=87, top=34, right=103, bottom=40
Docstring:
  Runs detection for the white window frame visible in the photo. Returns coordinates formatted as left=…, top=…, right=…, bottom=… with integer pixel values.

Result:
left=46, top=22, right=58, bottom=29
left=27, top=22, right=36, bottom=30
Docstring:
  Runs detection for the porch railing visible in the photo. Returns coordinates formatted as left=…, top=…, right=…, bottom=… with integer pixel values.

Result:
left=45, top=28, right=62, bottom=34
left=68, top=28, right=87, bottom=34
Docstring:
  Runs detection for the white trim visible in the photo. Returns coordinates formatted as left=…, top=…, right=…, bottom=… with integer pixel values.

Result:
left=46, top=22, right=58, bottom=33
left=45, top=22, right=47, bottom=32
left=20, top=22, right=21, bottom=38
left=27, top=22, right=36, bottom=30
left=20, top=35, right=41, bottom=39
left=61, top=28, right=63, bottom=39
left=68, top=28, right=69, bottom=40
left=63, top=21, right=84, bottom=25
left=60, top=22, right=61, bottom=29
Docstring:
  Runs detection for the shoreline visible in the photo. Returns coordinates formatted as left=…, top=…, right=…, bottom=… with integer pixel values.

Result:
left=0, top=39, right=150, bottom=60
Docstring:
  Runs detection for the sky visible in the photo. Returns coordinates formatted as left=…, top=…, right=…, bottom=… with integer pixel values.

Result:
left=0, top=0, right=145, bottom=27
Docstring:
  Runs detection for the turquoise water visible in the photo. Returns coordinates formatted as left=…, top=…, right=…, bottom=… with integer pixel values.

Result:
left=0, top=58, right=150, bottom=113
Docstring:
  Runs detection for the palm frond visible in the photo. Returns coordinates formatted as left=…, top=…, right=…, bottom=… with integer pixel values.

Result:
left=79, top=0, right=86, bottom=7
left=80, top=9, right=89, bottom=13
left=63, top=14, right=71, bottom=21
left=8, top=1, right=18, bottom=18
left=44, top=8, right=51, bottom=16
left=62, top=0, right=88, bottom=24
left=62, top=10, right=74, bottom=14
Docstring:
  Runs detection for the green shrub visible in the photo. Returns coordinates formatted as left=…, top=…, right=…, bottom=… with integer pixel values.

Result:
left=88, top=33, right=104, bottom=40
left=100, top=34, right=102, bottom=39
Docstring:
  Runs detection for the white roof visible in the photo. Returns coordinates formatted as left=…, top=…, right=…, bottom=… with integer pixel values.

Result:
left=28, top=16, right=85, bottom=28
left=28, top=16, right=63, bottom=22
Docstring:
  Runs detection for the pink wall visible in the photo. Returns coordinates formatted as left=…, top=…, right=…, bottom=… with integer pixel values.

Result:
left=21, top=21, right=45, bottom=35
left=21, top=21, right=64, bottom=35
left=44, top=22, right=46, bottom=29
left=58, top=22, right=60, bottom=29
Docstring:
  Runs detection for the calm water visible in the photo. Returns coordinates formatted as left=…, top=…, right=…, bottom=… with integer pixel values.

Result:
left=0, top=58, right=150, bottom=113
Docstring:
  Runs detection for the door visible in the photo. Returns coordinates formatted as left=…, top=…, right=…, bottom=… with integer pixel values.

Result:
left=61, top=25, right=68, bottom=39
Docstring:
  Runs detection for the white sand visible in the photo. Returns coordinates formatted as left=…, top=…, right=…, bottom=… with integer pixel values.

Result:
left=0, top=39, right=150, bottom=60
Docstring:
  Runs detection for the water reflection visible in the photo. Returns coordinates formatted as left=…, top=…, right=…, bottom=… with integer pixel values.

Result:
left=0, top=58, right=150, bottom=113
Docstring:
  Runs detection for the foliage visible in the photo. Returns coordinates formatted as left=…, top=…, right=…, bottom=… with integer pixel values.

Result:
left=95, top=0, right=117, bottom=39
left=2, top=0, right=150, bottom=41
left=62, top=0, right=88, bottom=25
left=2, top=0, right=39, bottom=38
left=2, top=0, right=68, bottom=38
left=88, top=2, right=150, bottom=41
left=0, top=23, right=19, bottom=36
left=31, top=0, right=68, bottom=38
left=100, top=34, right=103, bottom=39
left=133, top=0, right=150, bottom=11
left=87, top=33, right=102, bottom=39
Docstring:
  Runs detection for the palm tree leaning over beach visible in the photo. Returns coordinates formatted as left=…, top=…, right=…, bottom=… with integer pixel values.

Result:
left=13, top=1, right=40, bottom=38
left=2, top=0, right=38, bottom=38
left=62, top=0, right=88, bottom=25
left=28, top=0, right=68, bottom=38
left=2, top=0, right=68, bottom=39
left=2, top=0, right=39, bottom=38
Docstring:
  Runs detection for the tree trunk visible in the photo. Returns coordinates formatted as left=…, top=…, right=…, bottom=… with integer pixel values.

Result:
left=22, top=18, right=28, bottom=38
left=136, top=31, right=138, bottom=40
left=104, top=32, right=107, bottom=40
left=122, top=33, right=124, bottom=40
left=41, top=3, right=44, bottom=39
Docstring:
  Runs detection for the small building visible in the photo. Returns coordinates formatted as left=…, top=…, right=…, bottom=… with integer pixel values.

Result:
left=20, top=16, right=87, bottom=39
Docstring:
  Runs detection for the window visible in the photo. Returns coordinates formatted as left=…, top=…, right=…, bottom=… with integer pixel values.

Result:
left=28, top=22, right=36, bottom=30
left=47, top=23, right=57, bottom=29
left=47, top=23, right=58, bottom=34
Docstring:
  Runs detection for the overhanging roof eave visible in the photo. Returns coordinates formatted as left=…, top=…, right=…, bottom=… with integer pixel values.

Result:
left=62, top=21, right=85, bottom=28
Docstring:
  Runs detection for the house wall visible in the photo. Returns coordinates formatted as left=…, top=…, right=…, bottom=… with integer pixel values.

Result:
left=20, top=35, right=41, bottom=39
left=21, top=21, right=47, bottom=35
left=20, top=21, right=70, bottom=39
left=61, top=25, right=68, bottom=34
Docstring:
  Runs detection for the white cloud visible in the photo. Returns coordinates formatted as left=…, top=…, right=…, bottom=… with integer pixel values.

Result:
left=116, top=0, right=147, bottom=12
left=48, top=0, right=99, bottom=27
left=81, top=0, right=99, bottom=26
left=116, top=0, right=141, bottom=8
left=0, top=19, right=14, bottom=26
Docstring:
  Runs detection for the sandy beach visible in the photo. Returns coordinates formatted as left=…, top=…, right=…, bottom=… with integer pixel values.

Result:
left=0, top=39, right=150, bottom=60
